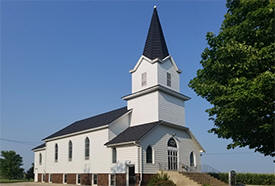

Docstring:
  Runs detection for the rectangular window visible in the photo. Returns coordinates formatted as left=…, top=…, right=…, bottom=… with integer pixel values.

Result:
left=110, top=174, right=115, bottom=186
left=77, top=174, right=81, bottom=185
left=112, top=148, right=117, bottom=163
left=167, top=72, right=171, bottom=87
left=141, top=72, right=147, bottom=87
left=93, top=174, right=98, bottom=185
left=64, top=174, right=67, bottom=184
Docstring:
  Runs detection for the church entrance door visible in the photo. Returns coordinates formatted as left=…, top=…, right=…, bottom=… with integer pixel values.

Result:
left=128, top=165, right=135, bottom=186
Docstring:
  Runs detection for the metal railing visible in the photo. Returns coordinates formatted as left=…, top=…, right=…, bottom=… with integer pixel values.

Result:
left=157, top=162, right=201, bottom=172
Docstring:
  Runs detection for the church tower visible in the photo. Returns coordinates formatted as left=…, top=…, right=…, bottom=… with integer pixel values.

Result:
left=123, top=7, right=190, bottom=126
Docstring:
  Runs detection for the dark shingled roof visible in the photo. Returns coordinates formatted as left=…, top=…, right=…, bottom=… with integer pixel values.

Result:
left=143, top=7, right=169, bottom=60
left=32, top=143, right=46, bottom=151
left=105, top=121, right=161, bottom=146
left=43, top=107, right=129, bottom=140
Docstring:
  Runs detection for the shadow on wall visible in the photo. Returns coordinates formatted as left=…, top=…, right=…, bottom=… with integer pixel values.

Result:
left=111, top=162, right=126, bottom=173
left=83, top=163, right=91, bottom=173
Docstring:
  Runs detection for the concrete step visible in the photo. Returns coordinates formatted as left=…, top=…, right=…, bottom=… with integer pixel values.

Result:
left=181, top=172, right=227, bottom=186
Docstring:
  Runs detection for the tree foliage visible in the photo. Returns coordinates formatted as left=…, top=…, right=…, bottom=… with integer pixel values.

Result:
left=148, top=172, right=176, bottom=186
left=25, top=163, right=34, bottom=180
left=0, top=151, right=24, bottom=179
left=189, top=0, right=275, bottom=156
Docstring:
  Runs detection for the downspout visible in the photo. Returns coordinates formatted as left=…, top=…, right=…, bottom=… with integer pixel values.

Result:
left=138, top=146, right=143, bottom=186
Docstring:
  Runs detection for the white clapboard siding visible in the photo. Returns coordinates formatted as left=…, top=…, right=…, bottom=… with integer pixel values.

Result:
left=158, top=92, right=185, bottom=126
left=140, top=125, right=201, bottom=174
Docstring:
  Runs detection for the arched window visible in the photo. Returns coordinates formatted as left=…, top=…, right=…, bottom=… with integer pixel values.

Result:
left=85, top=137, right=90, bottom=160
left=167, top=137, right=177, bottom=170
left=190, top=152, right=195, bottom=167
left=112, top=148, right=117, bottom=163
left=55, top=144, right=58, bottom=162
left=167, top=137, right=177, bottom=148
left=39, top=153, right=42, bottom=165
left=146, top=146, right=152, bottom=163
left=68, top=140, right=72, bottom=161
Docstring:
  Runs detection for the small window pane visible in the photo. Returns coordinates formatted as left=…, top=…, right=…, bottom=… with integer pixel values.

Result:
left=167, top=138, right=177, bottom=148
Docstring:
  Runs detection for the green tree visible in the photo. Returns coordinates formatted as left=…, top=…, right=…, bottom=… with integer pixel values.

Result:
left=0, top=151, right=24, bottom=179
left=25, top=163, right=34, bottom=180
left=189, top=0, right=275, bottom=156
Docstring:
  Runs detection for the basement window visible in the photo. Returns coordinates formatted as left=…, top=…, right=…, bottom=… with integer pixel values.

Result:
left=63, top=174, right=67, bottom=184
left=77, top=174, right=81, bottom=185
left=93, top=174, right=98, bottom=185
left=49, top=174, right=52, bottom=183
left=110, top=174, right=116, bottom=186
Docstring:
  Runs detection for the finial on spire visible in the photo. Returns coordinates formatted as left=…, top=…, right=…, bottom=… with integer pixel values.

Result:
left=154, top=5, right=157, bottom=9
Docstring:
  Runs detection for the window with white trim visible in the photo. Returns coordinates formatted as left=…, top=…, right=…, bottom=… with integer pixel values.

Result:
left=76, top=174, right=81, bottom=185
left=141, top=72, right=147, bottom=87
left=68, top=140, right=72, bottom=161
left=85, top=137, right=90, bottom=160
left=167, top=137, right=178, bottom=170
left=167, top=72, right=171, bottom=87
left=190, top=151, right=196, bottom=167
left=112, top=148, right=117, bottom=163
left=146, top=146, right=152, bottom=163
left=54, top=144, right=58, bottom=162
left=39, top=153, right=42, bottom=165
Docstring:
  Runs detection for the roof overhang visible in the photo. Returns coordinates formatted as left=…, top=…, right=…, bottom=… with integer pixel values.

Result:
left=32, top=148, right=46, bottom=152
left=105, top=141, right=138, bottom=147
left=122, top=84, right=191, bottom=101
left=129, top=55, right=182, bottom=74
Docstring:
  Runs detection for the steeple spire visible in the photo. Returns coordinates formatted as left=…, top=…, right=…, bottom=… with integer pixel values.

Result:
left=143, top=7, right=169, bottom=60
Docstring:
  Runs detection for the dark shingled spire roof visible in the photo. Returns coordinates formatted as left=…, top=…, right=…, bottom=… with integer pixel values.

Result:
left=143, top=7, right=169, bottom=60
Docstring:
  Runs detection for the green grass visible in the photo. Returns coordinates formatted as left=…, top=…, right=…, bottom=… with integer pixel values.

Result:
left=0, top=178, right=33, bottom=183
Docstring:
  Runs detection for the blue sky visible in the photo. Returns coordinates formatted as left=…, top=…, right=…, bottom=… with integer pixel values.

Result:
left=1, top=1, right=274, bottom=173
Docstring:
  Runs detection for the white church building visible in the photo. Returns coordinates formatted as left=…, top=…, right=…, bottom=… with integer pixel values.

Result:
left=33, top=7, right=204, bottom=186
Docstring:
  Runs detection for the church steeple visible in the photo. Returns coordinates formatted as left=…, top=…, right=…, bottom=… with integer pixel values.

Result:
left=143, top=6, right=169, bottom=60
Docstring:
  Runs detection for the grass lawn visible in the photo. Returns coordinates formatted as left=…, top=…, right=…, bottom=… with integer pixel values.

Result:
left=0, top=178, right=33, bottom=183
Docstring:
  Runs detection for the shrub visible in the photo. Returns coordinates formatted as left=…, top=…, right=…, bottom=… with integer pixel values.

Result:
left=209, top=172, right=275, bottom=185
left=147, top=172, right=176, bottom=186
